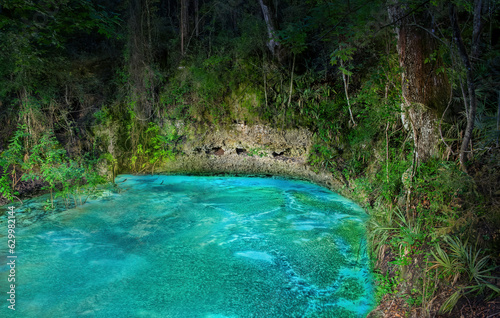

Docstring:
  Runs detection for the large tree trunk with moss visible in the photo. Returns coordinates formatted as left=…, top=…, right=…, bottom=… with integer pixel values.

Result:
left=388, top=2, right=450, bottom=165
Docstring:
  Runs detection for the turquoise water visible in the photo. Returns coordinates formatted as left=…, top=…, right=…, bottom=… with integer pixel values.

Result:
left=1, top=175, right=374, bottom=317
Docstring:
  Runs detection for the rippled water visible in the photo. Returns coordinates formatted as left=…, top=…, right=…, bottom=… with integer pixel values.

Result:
left=0, top=175, right=374, bottom=317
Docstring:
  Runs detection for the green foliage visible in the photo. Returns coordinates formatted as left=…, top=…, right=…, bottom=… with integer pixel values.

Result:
left=374, top=271, right=400, bottom=303
left=330, top=45, right=356, bottom=76
left=374, top=153, right=411, bottom=204
left=414, top=160, right=471, bottom=204
left=0, top=174, right=16, bottom=202
left=306, top=53, right=403, bottom=182
left=368, top=206, right=427, bottom=263
left=0, top=125, right=106, bottom=208
left=308, top=143, right=338, bottom=175
left=144, top=122, right=176, bottom=174
left=246, top=147, right=267, bottom=158
left=128, top=122, right=177, bottom=174
left=0, top=124, right=28, bottom=201
left=101, top=153, right=118, bottom=181
left=57, top=158, right=106, bottom=208
left=277, top=21, right=308, bottom=54
left=234, top=15, right=266, bottom=59
left=22, top=130, right=69, bottom=208
left=160, top=82, right=191, bottom=121
left=0, top=0, right=121, bottom=97
left=93, top=107, right=113, bottom=125
left=391, top=209, right=426, bottom=254
left=430, top=242, right=462, bottom=284
left=431, top=236, right=500, bottom=314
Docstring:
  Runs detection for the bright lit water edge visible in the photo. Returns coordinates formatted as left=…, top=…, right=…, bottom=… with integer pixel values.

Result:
left=1, top=175, right=374, bottom=317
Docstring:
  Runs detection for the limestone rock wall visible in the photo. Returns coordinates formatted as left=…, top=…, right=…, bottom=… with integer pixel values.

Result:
left=181, top=123, right=312, bottom=158
left=158, top=122, right=342, bottom=190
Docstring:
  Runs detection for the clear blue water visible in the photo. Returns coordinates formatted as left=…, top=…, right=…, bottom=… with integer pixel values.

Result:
left=1, top=175, right=374, bottom=317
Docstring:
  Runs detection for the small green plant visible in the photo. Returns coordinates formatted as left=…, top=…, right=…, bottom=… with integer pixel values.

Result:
left=101, top=153, right=118, bottom=182
left=22, top=131, right=68, bottom=208
left=128, top=122, right=177, bottom=174
left=130, top=143, right=144, bottom=172
left=368, top=207, right=397, bottom=260
left=430, top=236, right=500, bottom=314
left=0, top=174, right=17, bottom=202
left=12, top=130, right=107, bottom=210
left=93, top=107, right=112, bottom=125
left=430, top=242, right=462, bottom=284
left=406, top=288, right=423, bottom=307
left=374, top=271, right=400, bottom=303
left=392, top=208, right=426, bottom=255
left=144, top=122, right=176, bottom=174
left=0, top=124, right=29, bottom=202
left=247, top=147, right=267, bottom=158
left=308, top=144, right=337, bottom=172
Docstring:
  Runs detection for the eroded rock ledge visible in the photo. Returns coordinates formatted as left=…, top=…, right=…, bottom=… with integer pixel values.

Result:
left=158, top=123, right=343, bottom=191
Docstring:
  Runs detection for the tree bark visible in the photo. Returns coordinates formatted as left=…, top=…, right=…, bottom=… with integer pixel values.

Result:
left=471, top=0, right=484, bottom=60
left=258, top=0, right=280, bottom=57
left=194, top=0, right=199, bottom=37
left=180, top=0, right=188, bottom=55
left=128, top=0, right=155, bottom=120
left=388, top=1, right=450, bottom=165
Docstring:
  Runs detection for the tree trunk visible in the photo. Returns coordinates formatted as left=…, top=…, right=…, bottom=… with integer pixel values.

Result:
left=180, top=0, right=188, bottom=55
left=194, top=0, right=199, bottom=37
left=258, top=0, right=280, bottom=57
left=388, top=2, right=450, bottom=165
left=128, top=0, right=154, bottom=120
left=471, top=0, right=484, bottom=60
left=450, top=4, right=478, bottom=172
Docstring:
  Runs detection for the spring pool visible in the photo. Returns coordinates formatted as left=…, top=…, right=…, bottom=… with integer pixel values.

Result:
left=1, top=175, right=374, bottom=317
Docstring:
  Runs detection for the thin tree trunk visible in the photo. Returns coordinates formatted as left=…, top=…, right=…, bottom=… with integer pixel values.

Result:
left=180, top=0, right=188, bottom=55
left=386, top=121, right=390, bottom=183
left=258, top=0, right=280, bottom=56
left=471, top=0, right=483, bottom=60
left=287, top=53, right=295, bottom=110
left=496, top=91, right=499, bottom=147
left=450, top=4, right=477, bottom=173
left=339, top=45, right=356, bottom=126
left=459, top=78, right=469, bottom=119
left=194, top=0, right=199, bottom=37
left=263, top=60, right=268, bottom=109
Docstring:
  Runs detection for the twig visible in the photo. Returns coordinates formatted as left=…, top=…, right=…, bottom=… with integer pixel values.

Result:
left=13, top=195, right=23, bottom=205
left=386, top=121, right=390, bottom=183
left=409, top=23, right=449, bottom=47
left=387, top=298, right=396, bottom=313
